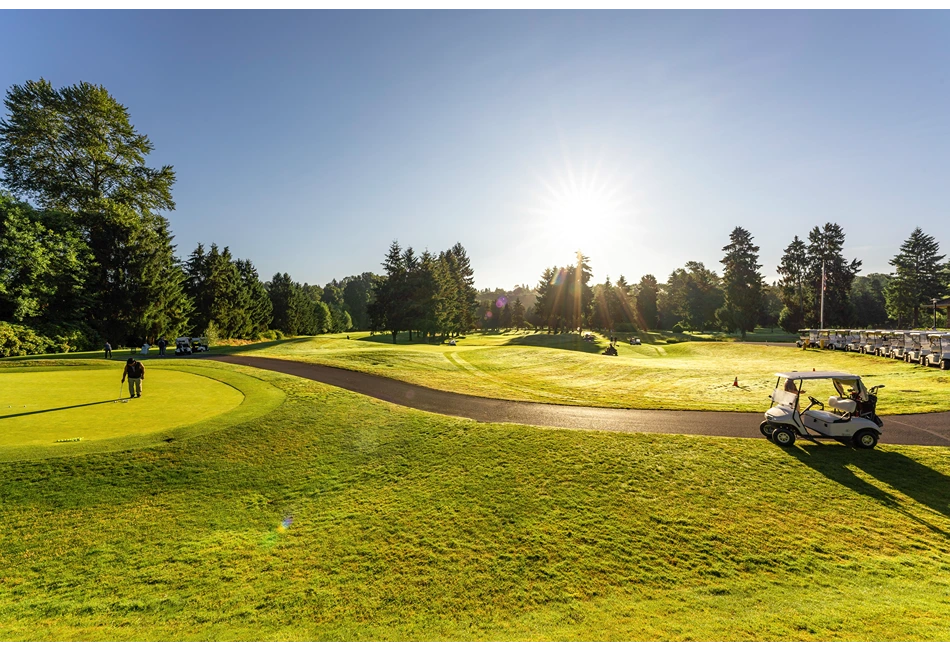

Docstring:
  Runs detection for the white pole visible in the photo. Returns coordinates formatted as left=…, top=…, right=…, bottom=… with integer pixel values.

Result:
left=820, top=258, right=825, bottom=329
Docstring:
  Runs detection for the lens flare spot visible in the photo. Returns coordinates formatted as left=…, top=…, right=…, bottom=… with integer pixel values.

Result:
left=495, top=296, right=508, bottom=309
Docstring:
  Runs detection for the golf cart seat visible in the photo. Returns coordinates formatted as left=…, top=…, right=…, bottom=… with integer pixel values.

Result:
left=828, top=396, right=857, bottom=413
left=808, top=409, right=848, bottom=424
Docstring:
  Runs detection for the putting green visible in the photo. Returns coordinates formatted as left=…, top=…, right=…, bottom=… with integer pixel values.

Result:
left=0, top=367, right=244, bottom=452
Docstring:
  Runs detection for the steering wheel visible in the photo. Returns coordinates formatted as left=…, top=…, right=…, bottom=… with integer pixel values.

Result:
left=808, top=396, right=824, bottom=410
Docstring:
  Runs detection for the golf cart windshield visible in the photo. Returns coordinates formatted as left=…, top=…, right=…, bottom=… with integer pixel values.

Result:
left=771, top=377, right=800, bottom=408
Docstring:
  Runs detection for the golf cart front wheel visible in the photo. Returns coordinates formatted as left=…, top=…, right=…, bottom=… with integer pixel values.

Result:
left=772, top=427, right=796, bottom=447
left=853, top=429, right=879, bottom=450
left=760, top=421, right=778, bottom=437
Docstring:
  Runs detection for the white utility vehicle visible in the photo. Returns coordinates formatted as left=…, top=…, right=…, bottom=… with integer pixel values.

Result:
left=797, top=329, right=819, bottom=349
left=760, top=371, right=885, bottom=449
left=847, top=330, right=866, bottom=353
left=922, top=333, right=950, bottom=370
left=904, top=331, right=931, bottom=364
left=861, top=330, right=886, bottom=355
left=880, top=330, right=906, bottom=358
left=828, top=330, right=847, bottom=351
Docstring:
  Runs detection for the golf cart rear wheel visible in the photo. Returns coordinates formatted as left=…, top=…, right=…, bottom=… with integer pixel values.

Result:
left=941, top=359, right=950, bottom=371
left=760, top=421, right=778, bottom=437
left=853, top=429, right=879, bottom=450
left=772, top=426, right=796, bottom=447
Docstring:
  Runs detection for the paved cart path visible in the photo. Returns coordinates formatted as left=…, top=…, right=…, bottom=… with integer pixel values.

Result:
left=211, top=355, right=950, bottom=448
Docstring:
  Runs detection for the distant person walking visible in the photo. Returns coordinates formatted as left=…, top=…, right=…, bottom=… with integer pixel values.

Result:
left=158, top=337, right=167, bottom=357
left=104, top=341, right=112, bottom=359
left=121, top=357, right=146, bottom=399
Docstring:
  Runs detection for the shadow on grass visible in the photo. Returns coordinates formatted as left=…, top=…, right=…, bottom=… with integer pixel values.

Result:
left=785, top=443, right=950, bottom=537
left=502, top=333, right=603, bottom=354
left=0, top=400, right=116, bottom=419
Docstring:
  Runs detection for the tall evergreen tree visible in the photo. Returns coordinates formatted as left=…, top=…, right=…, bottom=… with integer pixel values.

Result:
left=805, top=223, right=861, bottom=327
left=776, top=236, right=809, bottom=332
left=511, top=297, right=526, bottom=330
left=235, top=258, right=272, bottom=338
left=718, top=226, right=763, bottom=338
left=450, top=242, right=478, bottom=333
left=635, top=274, right=659, bottom=330
left=885, top=228, right=945, bottom=328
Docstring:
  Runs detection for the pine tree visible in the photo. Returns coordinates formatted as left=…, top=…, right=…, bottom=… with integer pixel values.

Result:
left=805, top=223, right=861, bottom=327
left=511, top=297, right=526, bottom=330
left=776, top=236, right=808, bottom=332
left=718, top=227, right=763, bottom=338
left=885, top=228, right=945, bottom=328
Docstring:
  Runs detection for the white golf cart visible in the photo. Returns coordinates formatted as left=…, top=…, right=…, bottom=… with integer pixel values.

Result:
left=922, top=333, right=950, bottom=370
left=760, top=371, right=885, bottom=449
left=879, top=330, right=906, bottom=358
left=797, top=329, right=819, bottom=349
left=846, top=330, right=866, bottom=353
left=828, top=330, right=847, bottom=351
left=904, top=331, right=931, bottom=364
left=861, top=330, right=886, bottom=355
left=174, top=336, right=193, bottom=355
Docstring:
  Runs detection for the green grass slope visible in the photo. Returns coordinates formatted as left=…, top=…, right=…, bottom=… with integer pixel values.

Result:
left=233, top=332, right=950, bottom=414
left=1, top=360, right=949, bottom=640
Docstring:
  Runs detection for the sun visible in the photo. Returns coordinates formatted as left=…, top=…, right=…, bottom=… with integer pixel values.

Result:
left=525, top=157, right=634, bottom=261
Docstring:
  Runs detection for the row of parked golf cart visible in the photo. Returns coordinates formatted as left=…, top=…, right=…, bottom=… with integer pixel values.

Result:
left=797, top=328, right=950, bottom=370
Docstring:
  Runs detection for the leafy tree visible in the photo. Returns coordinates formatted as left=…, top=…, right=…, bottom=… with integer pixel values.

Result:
left=341, top=272, right=376, bottom=331
left=0, top=79, right=187, bottom=344
left=0, top=193, right=88, bottom=325
left=885, top=228, right=945, bottom=328
left=717, top=227, right=763, bottom=338
left=665, top=262, right=723, bottom=332
left=635, top=274, right=659, bottom=330
left=0, top=79, right=175, bottom=214
left=760, top=283, right=783, bottom=331
left=852, top=274, right=890, bottom=328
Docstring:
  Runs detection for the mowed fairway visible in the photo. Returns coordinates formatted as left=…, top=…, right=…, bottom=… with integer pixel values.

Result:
left=1, top=360, right=950, bottom=640
left=233, top=332, right=950, bottom=414
left=0, top=362, right=265, bottom=462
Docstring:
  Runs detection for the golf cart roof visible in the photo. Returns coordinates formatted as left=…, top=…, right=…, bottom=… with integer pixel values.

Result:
left=776, top=371, right=860, bottom=381
left=927, top=332, right=950, bottom=339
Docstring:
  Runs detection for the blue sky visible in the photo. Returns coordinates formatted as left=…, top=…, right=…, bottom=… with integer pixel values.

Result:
left=3, top=10, right=950, bottom=290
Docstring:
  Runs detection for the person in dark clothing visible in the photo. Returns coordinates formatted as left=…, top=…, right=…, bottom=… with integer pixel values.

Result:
left=104, top=342, right=112, bottom=359
left=158, top=337, right=167, bottom=357
left=121, top=357, right=146, bottom=398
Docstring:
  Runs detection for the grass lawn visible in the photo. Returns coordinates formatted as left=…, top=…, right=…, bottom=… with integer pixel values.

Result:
left=1, top=359, right=949, bottom=640
left=228, top=331, right=950, bottom=415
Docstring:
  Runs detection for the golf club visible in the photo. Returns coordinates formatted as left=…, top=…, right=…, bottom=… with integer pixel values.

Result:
left=115, top=381, right=129, bottom=404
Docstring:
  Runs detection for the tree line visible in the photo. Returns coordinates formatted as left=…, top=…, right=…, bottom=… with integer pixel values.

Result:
left=519, top=224, right=949, bottom=338
left=0, top=79, right=378, bottom=355
left=367, top=241, right=479, bottom=342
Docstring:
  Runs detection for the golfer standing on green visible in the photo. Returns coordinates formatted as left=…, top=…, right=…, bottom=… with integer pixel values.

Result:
left=121, top=357, right=146, bottom=399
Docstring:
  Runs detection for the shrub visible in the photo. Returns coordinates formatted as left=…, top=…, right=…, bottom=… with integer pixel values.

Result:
left=666, top=338, right=679, bottom=344
left=671, top=323, right=684, bottom=333
left=0, top=321, right=59, bottom=357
